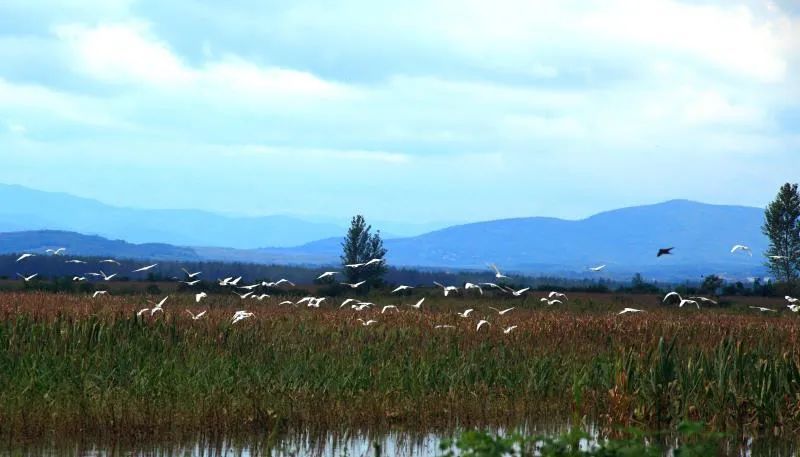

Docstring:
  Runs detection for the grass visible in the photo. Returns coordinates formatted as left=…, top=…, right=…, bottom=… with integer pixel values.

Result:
left=0, top=290, right=798, bottom=447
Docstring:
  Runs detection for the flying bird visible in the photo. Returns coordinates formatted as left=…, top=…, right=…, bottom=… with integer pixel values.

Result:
left=457, top=309, right=474, bottom=318
left=341, top=281, right=367, bottom=289
left=279, top=300, right=294, bottom=306
left=503, top=325, right=518, bottom=334
left=99, top=259, right=121, bottom=265
left=148, top=296, right=169, bottom=315
left=548, top=291, right=568, bottom=300
left=408, top=297, right=425, bottom=309
left=434, top=282, right=459, bottom=296
left=435, top=324, right=456, bottom=329
left=689, top=296, right=718, bottom=305
left=92, top=291, right=107, bottom=298
left=340, top=298, right=358, bottom=308
left=363, top=258, right=384, bottom=267
left=508, top=287, right=530, bottom=297
left=357, top=319, right=378, bottom=326
left=464, top=283, right=483, bottom=295
left=749, top=306, right=776, bottom=313
left=185, top=309, right=207, bottom=320
left=488, top=263, right=509, bottom=279
left=381, top=305, right=399, bottom=313
left=231, top=310, right=254, bottom=324
left=788, top=304, right=800, bottom=313
left=345, top=262, right=364, bottom=269
left=589, top=265, right=606, bottom=272
left=16, top=273, right=38, bottom=282
left=15, top=253, right=35, bottom=262
left=182, top=279, right=201, bottom=286
left=72, top=276, right=86, bottom=282
left=182, top=268, right=202, bottom=278
left=99, top=270, right=117, bottom=281
left=769, top=255, right=788, bottom=260
left=476, top=320, right=490, bottom=331
left=195, top=292, right=208, bottom=303
left=132, top=264, right=158, bottom=273
left=391, top=285, right=414, bottom=293
left=234, top=291, right=254, bottom=299
left=46, top=248, right=66, bottom=255
left=663, top=291, right=700, bottom=309
left=657, top=247, right=674, bottom=257
left=785, top=296, right=799, bottom=304
left=489, top=306, right=515, bottom=315
left=618, top=308, right=644, bottom=315
left=540, top=298, right=562, bottom=306
left=730, top=245, right=752, bottom=256
left=480, top=282, right=505, bottom=290
left=317, top=271, right=339, bottom=280
left=65, top=260, right=87, bottom=264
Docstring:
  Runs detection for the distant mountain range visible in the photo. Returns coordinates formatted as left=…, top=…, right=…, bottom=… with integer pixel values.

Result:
left=0, top=189, right=771, bottom=280
left=0, top=183, right=344, bottom=248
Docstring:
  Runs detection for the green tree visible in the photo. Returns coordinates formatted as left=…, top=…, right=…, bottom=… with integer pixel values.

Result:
left=762, top=183, right=800, bottom=288
left=700, top=274, right=723, bottom=296
left=340, top=215, right=387, bottom=288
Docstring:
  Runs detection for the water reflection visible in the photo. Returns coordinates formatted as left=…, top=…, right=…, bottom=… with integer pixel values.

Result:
left=4, top=424, right=800, bottom=456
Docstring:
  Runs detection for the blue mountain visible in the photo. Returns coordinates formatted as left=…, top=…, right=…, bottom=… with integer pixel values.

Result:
left=0, top=183, right=344, bottom=248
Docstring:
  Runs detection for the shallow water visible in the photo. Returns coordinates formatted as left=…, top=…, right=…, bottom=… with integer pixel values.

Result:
left=5, top=425, right=800, bottom=456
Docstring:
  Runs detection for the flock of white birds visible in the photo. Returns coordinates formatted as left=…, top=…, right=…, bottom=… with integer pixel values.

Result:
left=7, top=242, right=800, bottom=332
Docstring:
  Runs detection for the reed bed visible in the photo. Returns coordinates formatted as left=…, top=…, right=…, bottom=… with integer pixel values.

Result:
left=0, top=291, right=798, bottom=445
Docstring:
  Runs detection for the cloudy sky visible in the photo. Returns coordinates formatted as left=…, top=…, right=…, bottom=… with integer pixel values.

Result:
left=1, top=0, right=798, bottom=226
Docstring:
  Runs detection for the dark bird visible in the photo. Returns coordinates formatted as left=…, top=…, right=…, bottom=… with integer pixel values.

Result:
left=657, top=247, right=674, bottom=257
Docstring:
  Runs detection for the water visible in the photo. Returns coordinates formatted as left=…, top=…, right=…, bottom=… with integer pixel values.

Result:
left=5, top=426, right=800, bottom=456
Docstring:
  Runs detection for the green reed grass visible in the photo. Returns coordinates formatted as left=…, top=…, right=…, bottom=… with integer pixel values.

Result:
left=0, top=292, right=798, bottom=444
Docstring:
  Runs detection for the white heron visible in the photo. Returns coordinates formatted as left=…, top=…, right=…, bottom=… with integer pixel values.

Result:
left=148, top=296, right=169, bottom=315
left=503, top=325, right=518, bottom=334
left=750, top=306, right=776, bottom=312
left=92, top=291, right=107, bottom=298
left=72, top=276, right=86, bottom=282
left=435, top=324, right=455, bottom=329
left=408, top=297, right=425, bottom=309
left=195, top=292, right=208, bottom=303
left=185, top=309, right=207, bottom=320
left=434, top=282, right=459, bottom=296
left=381, top=305, right=399, bottom=313
left=391, top=285, right=414, bottom=293
left=589, top=265, right=606, bottom=272
left=618, top=308, right=644, bottom=315
left=182, top=268, right=202, bottom=278
left=549, top=291, right=568, bottom=300
left=132, top=264, right=158, bottom=273
left=786, top=296, right=799, bottom=304
left=99, top=259, right=121, bottom=265
left=308, top=297, right=326, bottom=308
left=730, top=245, right=752, bottom=256
left=769, top=255, right=788, bottom=260
left=489, top=307, right=515, bottom=315
left=65, top=260, right=87, bottom=264
left=182, top=279, right=201, bottom=286
left=16, top=273, right=38, bottom=282
left=464, top=283, right=484, bottom=295
left=345, top=262, right=364, bottom=269
left=341, top=281, right=367, bottom=289
left=480, top=282, right=505, bottom=290
left=279, top=300, right=294, bottom=306
left=253, top=294, right=270, bottom=301
left=689, top=296, right=718, bottom=305
left=99, top=270, right=117, bottom=281
left=317, top=271, right=339, bottom=280
left=788, top=304, right=800, bottom=313
left=15, top=253, right=35, bottom=262
left=364, top=258, right=384, bottom=267
left=540, top=298, right=562, bottom=305
left=457, top=309, right=474, bottom=318
left=231, top=310, right=254, bottom=324
left=488, top=263, right=509, bottom=279
left=46, top=248, right=66, bottom=255
left=508, top=287, right=530, bottom=297
left=357, top=319, right=378, bottom=326
left=238, top=283, right=261, bottom=291
left=476, top=320, right=490, bottom=331
left=234, top=291, right=254, bottom=299
left=663, top=292, right=700, bottom=309
left=272, top=279, right=295, bottom=287
left=340, top=298, right=358, bottom=308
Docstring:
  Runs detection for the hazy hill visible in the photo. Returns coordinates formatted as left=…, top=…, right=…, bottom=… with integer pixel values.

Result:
left=0, top=199, right=770, bottom=280
left=0, top=184, right=344, bottom=248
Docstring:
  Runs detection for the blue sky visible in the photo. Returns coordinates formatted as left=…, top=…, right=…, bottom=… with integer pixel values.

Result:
left=0, top=0, right=798, bottom=226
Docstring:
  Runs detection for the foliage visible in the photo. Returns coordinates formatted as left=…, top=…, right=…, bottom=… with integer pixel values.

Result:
left=763, top=183, right=800, bottom=289
left=340, top=215, right=387, bottom=288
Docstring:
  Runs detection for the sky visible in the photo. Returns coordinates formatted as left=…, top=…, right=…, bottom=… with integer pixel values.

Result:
left=0, top=0, right=798, bottom=226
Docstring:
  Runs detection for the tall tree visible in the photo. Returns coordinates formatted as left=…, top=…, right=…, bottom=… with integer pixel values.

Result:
left=762, top=183, right=800, bottom=288
left=341, top=215, right=387, bottom=288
